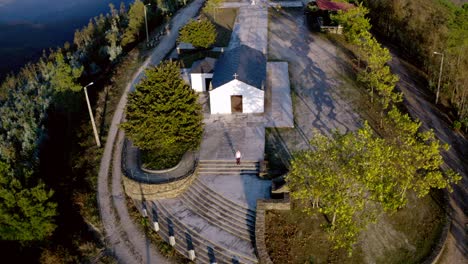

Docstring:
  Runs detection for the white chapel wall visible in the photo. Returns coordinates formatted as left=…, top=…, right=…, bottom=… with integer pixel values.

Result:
left=209, top=79, right=264, bottom=114
left=190, top=73, right=213, bottom=92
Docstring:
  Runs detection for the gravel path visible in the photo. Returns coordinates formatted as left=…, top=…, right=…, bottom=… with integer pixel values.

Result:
left=97, top=0, right=205, bottom=263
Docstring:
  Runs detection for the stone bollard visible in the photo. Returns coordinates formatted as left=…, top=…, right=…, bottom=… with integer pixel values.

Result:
left=169, top=235, right=176, bottom=246
left=188, top=249, right=196, bottom=261
left=142, top=208, right=147, bottom=217
left=153, top=221, right=160, bottom=231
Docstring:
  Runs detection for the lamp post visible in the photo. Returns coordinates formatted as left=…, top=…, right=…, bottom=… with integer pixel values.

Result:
left=433, top=51, right=444, bottom=104
left=144, top=3, right=151, bottom=43
left=83, top=82, right=101, bottom=147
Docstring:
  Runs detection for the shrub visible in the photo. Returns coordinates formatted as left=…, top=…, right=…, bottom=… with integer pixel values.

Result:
left=178, top=19, right=217, bottom=49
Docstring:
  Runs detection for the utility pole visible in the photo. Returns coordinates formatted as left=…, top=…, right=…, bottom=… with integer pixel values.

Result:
left=433, top=51, right=444, bottom=104
left=83, top=82, right=101, bottom=147
left=144, top=3, right=151, bottom=43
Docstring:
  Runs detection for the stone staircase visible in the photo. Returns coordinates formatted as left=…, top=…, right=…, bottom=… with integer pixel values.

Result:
left=198, top=160, right=260, bottom=175
left=144, top=177, right=259, bottom=264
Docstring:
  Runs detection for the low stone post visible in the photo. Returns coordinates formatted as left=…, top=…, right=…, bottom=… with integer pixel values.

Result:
left=169, top=235, right=176, bottom=246
left=188, top=249, right=196, bottom=261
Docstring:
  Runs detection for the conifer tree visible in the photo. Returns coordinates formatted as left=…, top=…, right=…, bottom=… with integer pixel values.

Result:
left=121, top=61, right=203, bottom=161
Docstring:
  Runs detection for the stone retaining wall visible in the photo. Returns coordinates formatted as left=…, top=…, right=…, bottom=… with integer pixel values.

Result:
left=122, top=169, right=198, bottom=200
left=255, top=195, right=291, bottom=264
left=423, top=191, right=452, bottom=264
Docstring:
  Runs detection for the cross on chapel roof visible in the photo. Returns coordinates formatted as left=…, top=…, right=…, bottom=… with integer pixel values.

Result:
left=233, top=73, right=238, bottom=79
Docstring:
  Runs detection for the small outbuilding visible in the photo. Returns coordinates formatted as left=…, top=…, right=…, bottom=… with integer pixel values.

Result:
left=209, top=45, right=266, bottom=114
left=189, top=57, right=216, bottom=92
left=306, top=0, right=355, bottom=33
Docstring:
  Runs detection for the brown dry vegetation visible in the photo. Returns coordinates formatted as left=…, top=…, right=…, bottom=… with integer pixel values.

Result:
left=266, top=191, right=445, bottom=264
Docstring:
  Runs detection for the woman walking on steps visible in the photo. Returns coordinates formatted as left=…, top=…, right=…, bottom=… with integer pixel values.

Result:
left=236, top=150, right=242, bottom=165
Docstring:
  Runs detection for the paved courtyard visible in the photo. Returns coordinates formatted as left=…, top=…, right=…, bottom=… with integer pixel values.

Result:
left=228, top=6, right=268, bottom=54
left=268, top=9, right=362, bottom=151
left=199, top=118, right=266, bottom=161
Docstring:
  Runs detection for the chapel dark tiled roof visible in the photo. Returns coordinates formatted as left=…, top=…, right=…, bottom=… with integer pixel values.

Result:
left=211, top=45, right=266, bottom=90
left=190, top=57, right=217, bottom=74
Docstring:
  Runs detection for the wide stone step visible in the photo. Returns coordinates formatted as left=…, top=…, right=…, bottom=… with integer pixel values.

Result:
left=147, top=205, right=231, bottom=264
left=181, top=187, right=255, bottom=233
left=199, top=164, right=259, bottom=169
left=131, top=200, right=213, bottom=263
left=199, top=160, right=259, bottom=165
left=191, top=179, right=257, bottom=220
left=179, top=192, right=253, bottom=241
left=158, top=199, right=257, bottom=262
left=152, top=200, right=258, bottom=263
left=198, top=169, right=259, bottom=175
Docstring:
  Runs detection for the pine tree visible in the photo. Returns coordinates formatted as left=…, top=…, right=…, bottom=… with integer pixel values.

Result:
left=121, top=61, right=203, bottom=162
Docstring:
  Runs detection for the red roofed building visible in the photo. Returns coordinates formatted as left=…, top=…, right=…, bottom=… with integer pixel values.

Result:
left=305, top=0, right=355, bottom=34
left=315, top=0, right=355, bottom=12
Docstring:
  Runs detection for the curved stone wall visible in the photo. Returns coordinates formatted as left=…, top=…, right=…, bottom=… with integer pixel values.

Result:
left=122, top=170, right=198, bottom=200
left=122, top=138, right=197, bottom=184
left=121, top=138, right=198, bottom=199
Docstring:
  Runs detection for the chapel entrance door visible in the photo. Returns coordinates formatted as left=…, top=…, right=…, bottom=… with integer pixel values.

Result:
left=205, top=78, right=212, bottom=91
left=231, top=95, right=243, bottom=113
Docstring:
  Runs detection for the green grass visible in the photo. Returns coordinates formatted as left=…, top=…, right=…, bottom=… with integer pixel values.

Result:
left=202, top=8, right=238, bottom=47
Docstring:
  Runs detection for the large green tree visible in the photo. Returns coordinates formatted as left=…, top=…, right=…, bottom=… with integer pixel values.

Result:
left=287, top=120, right=460, bottom=253
left=121, top=61, right=203, bottom=162
left=178, top=19, right=217, bottom=49
left=0, top=161, right=56, bottom=241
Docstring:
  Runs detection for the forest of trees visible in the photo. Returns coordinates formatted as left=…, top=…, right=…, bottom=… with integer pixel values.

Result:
left=0, top=0, right=190, bottom=260
left=361, top=0, right=468, bottom=131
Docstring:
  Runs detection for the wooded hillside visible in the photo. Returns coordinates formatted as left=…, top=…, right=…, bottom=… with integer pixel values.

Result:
left=362, top=0, right=468, bottom=131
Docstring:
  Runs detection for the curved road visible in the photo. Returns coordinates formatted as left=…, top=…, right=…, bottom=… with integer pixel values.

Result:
left=97, top=0, right=205, bottom=263
left=388, top=54, right=467, bottom=264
